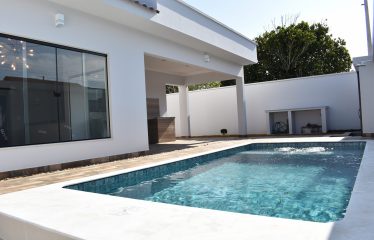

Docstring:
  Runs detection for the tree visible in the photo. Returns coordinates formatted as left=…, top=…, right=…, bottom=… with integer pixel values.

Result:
left=245, top=21, right=352, bottom=83
left=165, top=82, right=222, bottom=94
left=188, top=82, right=221, bottom=91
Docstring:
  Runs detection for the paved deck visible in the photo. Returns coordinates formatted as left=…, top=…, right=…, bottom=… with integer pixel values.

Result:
left=0, top=138, right=250, bottom=195
left=0, top=135, right=362, bottom=195
left=0, top=136, right=372, bottom=240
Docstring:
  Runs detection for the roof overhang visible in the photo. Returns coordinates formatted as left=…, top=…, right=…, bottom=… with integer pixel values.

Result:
left=353, top=56, right=373, bottom=70
left=47, top=0, right=257, bottom=66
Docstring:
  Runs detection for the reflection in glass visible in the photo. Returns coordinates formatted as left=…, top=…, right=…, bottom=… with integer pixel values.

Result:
left=57, top=49, right=83, bottom=141
left=85, top=54, right=110, bottom=139
left=57, top=51, right=110, bottom=141
left=26, top=42, right=59, bottom=144
left=0, top=34, right=110, bottom=148
left=0, top=37, right=25, bottom=147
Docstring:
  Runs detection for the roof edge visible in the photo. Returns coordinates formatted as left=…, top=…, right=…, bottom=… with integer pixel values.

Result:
left=176, top=0, right=258, bottom=46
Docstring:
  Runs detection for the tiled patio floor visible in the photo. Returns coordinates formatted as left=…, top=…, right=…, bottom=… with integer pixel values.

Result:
left=0, top=138, right=251, bottom=195
left=0, top=135, right=362, bottom=195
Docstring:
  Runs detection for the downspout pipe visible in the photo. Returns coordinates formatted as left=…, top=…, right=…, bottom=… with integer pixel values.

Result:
left=356, top=70, right=364, bottom=135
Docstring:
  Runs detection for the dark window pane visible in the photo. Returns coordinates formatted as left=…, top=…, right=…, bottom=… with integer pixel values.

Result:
left=0, top=37, right=26, bottom=147
left=26, top=42, right=59, bottom=144
left=0, top=34, right=110, bottom=148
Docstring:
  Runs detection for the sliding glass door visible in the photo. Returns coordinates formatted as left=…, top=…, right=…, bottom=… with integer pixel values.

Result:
left=0, top=34, right=110, bottom=148
left=57, top=49, right=110, bottom=141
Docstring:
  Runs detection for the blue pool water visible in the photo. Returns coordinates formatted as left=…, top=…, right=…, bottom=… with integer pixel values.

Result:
left=65, top=142, right=365, bottom=222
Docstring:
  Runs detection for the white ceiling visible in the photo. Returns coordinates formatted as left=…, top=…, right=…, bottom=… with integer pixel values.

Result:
left=144, top=55, right=212, bottom=77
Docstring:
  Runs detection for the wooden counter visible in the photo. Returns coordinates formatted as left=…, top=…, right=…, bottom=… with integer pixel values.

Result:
left=147, top=117, right=176, bottom=144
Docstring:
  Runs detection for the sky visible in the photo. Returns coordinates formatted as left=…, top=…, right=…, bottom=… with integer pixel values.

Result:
left=183, top=0, right=373, bottom=58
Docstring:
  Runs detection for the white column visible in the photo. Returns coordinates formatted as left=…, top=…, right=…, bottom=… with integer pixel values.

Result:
left=321, top=107, right=328, bottom=133
left=288, top=111, right=294, bottom=134
left=236, top=76, right=247, bottom=136
left=178, top=85, right=191, bottom=137
left=266, top=112, right=271, bottom=135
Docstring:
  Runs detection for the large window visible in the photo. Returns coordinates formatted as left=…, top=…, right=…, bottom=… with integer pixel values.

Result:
left=0, top=34, right=110, bottom=148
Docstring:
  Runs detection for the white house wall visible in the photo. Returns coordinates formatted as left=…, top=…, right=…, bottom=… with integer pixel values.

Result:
left=167, top=72, right=361, bottom=136
left=167, top=87, right=239, bottom=136
left=145, top=71, right=185, bottom=117
left=48, top=0, right=258, bottom=65
left=0, top=0, right=247, bottom=172
left=153, top=0, right=258, bottom=64
left=358, top=61, right=374, bottom=134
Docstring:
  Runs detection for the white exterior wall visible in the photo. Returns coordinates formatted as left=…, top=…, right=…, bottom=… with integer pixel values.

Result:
left=358, top=61, right=374, bottom=134
left=165, top=94, right=182, bottom=137
left=167, top=87, right=239, bottom=136
left=0, top=0, right=247, bottom=172
left=145, top=71, right=185, bottom=117
left=246, top=72, right=360, bottom=134
left=167, top=72, right=361, bottom=136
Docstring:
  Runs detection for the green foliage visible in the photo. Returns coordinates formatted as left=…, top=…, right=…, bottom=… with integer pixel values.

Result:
left=220, top=79, right=236, bottom=87
left=166, top=85, right=179, bottom=94
left=166, top=82, right=223, bottom=94
left=188, top=82, right=221, bottom=91
left=245, top=21, right=352, bottom=83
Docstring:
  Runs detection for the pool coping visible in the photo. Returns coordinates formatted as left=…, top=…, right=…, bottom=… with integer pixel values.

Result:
left=0, top=137, right=373, bottom=240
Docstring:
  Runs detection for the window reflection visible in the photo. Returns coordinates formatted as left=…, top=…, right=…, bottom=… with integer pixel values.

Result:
left=0, top=37, right=25, bottom=147
left=26, top=42, right=59, bottom=144
left=0, top=35, right=110, bottom=148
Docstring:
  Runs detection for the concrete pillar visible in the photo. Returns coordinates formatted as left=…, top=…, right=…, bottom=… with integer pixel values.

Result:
left=266, top=112, right=272, bottom=135
left=178, top=85, right=191, bottom=137
left=321, top=108, right=328, bottom=133
left=236, top=76, right=247, bottom=136
left=287, top=111, right=294, bottom=134
left=359, top=62, right=374, bottom=136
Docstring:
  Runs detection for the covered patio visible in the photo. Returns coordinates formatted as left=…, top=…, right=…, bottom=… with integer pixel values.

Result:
left=144, top=54, right=248, bottom=139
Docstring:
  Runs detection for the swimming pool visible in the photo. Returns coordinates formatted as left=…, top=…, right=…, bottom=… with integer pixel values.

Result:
left=65, top=142, right=365, bottom=223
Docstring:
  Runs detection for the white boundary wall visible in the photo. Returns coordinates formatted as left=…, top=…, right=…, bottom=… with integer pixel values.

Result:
left=357, top=61, right=374, bottom=135
left=167, top=72, right=361, bottom=136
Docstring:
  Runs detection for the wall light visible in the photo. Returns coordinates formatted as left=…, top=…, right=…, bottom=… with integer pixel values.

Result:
left=55, top=13, right=65, bottom=27
left=203, top=53, right=210, bottom=63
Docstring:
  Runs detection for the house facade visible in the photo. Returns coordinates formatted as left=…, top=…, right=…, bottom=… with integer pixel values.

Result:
left=0, top=0, right=257, bottom=176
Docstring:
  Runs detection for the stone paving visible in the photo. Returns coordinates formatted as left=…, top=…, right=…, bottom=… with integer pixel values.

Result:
left=0, top=135, right=363, bottom=195
left=0, top=138, right=250, bottom=195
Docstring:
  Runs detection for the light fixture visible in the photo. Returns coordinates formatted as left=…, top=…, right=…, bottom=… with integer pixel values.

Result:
left=55, top=13, right=65, bottom=27
left=203, top=53, right=210, bottom=63
left=0, top=39, right=35, bottom=71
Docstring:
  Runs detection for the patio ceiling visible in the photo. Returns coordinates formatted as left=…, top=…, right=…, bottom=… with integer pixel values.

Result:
left=145, top=55, right=212, bottom=77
